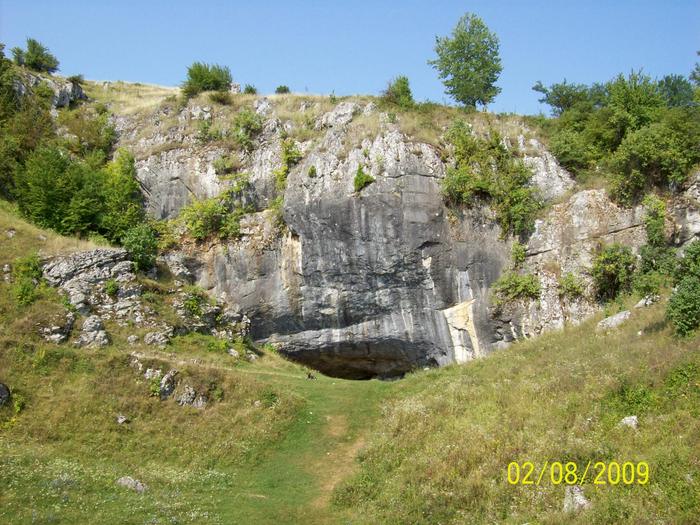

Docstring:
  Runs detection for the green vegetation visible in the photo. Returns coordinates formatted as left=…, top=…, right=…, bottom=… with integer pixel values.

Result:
left=667, top=241, right=700, bottom=336
left=381, top=76, right=414, bottom=109
left=591, top=244, right=636, bottom=302
left=275, top=85, right=291, bottom=94
left=122, top=223, right=158, bottom=271
left=274, top=138, right=302, bottom=192
left=104, top=278, right=119, bottom=297
left=534, top=70, right=700, bottom=204
left=11, top=38, right=59, bottom=73
left=428, top=13, right=502, bottom=108
left=208, top=90, right=233, bottom=105
left=179, top=186, right=253, bottom=242
left=442, top=120, right=541, bottom=236
left=182, top=62, right=232, bottom=98
left=353, top=165, right=375, bottom=193
left=243, top=84, right=257, bottom=95
left=511, top=241, right=526, bottom=268
left=232, top=107, right=263, bottom=152
left=491, top=271, right=541, bottom=306
left=558, top=271, right=585, bottom=299
left=11, top=253, right=43, bottom=305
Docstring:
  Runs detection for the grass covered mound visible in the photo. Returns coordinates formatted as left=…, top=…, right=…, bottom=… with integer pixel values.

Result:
left=335, top=300, right=700, bottom=524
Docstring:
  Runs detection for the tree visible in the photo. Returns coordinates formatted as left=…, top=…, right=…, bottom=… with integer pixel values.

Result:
left=428, top=13, right=502, bottom=108
left=532, top=79, right=590, bottom=116
left=690, top=51, right=700, bottom=87
left=11, top=38, right=59, bottom=73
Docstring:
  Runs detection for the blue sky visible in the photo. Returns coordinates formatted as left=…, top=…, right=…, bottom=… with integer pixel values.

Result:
left=1, top=0, right=698, bottom=114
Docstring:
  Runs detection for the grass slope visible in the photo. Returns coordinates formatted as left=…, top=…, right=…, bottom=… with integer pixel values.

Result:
left=336, top=301, right=700, bottom=524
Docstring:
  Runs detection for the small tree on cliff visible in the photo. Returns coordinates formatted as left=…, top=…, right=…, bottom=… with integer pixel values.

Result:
left=428, top=13, right=502, bottom=109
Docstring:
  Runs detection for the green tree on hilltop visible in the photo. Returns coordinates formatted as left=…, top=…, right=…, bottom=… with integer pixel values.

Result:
left=428, top=13, right=502, bottom=109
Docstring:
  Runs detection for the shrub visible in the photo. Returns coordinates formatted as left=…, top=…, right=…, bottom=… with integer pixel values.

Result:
left=275, top=85, right=290, bottom=94
left=633, top=271, right=664, bottom=298
left=212, top=155, right=236, bottom=175
left=67, top=74, right=84, bottom=85
left=122, top=224, right=158, bottom=271
left=511, top=242, right=526, bottom=268
left=183, top=291, right=205, bottom=317
left=182, top=62, right=232, bottom=98
left=180, top=198, right=226, bottom=241
left=104, top=279, right=119, bottom=297
left=274, top=138, right=302, bottom=191
left=442, top=121, right=541, bottom=236
left=353, top=166, right=375, bottom=193
left=196, top=120, right=222, bottom=143
left=611, top=123, right=692, bottom=203
left=667, top=275, right=700, bottom=337
left=675, top=240, right=700, bottom=283
left=308, top=165, right=317, bottom=177
left=232, top=108, right=263, bottom=151
left=11, top=253, right=43, bottom=305
left=642, top=194, right=667, bottom=246
left=208, top=91, right=232, bottom=105
left=382, top=76, right=414, bottom=109
left=11, top=38, right=59, bottom=73
left=558, top=272, right=585, bottom=299
left=492, top=271, right=541, bottom=306
left=243, top=84, right=257, bottom=95
left=591, top=244, right=636, bottom=301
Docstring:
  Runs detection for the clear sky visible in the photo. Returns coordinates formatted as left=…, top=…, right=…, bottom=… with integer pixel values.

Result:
left=1, top=0, right=698, bottom=114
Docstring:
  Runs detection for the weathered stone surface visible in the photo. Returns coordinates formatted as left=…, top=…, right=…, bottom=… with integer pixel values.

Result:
left=520, top=135, right=575, bottom=201
left=40, top=311, right=76, bottom=344
left=116, top=476, right=147, bottom=493
left=14, top=72, right=87, bottom=108
left=159, top=370, right=178, bottom=399
left=116, top=414, right=129, bottom=425
left=75, top=315, right=109, bottom=348
left=315, top=101, right=360, bottom=129
left=176, top=385, right=196, bottom=406
left=144, top=329, right=172, bottom=348
left=0, top=383, right=10, bottom=407
left=596, top=311, right=631, bottom=332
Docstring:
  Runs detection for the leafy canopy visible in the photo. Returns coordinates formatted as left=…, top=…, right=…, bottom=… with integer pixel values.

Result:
left=182, top=62, right=232, bottom=98
left=11, top=38, right=59, bottom=73
left=428, top=13, right=502, bottom=108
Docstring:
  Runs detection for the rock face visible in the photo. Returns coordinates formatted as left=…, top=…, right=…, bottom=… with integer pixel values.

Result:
left=111, top=97, right=686, bottom=378
left=14, top=72, right=86, bottom=108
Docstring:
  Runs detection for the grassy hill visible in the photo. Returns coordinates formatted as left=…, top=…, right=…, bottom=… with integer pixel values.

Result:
left=1, top=202, right=698, bottom=524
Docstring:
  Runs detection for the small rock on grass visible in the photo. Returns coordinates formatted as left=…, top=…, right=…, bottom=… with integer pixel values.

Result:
left=116, top=476, right=147, bottom=493
left=563, top=485, right=591, bottom=513
left=619, top=415, right=638, bottom=429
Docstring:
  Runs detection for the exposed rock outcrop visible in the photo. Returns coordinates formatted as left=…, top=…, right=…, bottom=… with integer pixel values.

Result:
left=14, top=71, right=86, bottom=108
left=109, top=96, right=690, bottom=378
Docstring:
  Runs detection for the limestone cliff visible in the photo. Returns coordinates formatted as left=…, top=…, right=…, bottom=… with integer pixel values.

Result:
left=109, top=93, right=700, bottom=378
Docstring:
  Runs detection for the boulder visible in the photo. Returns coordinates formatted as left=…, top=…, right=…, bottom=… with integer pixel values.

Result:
left=619, top=415, right=639, bottom=429
left=116, top=476, right=147, bottom=493
left=116, top=414, right=129, bottom=425
left=159, top=370, right=178, bottom=399
left=75, top=315, right=109, bottom=348
left=596, top=311, right=631, bottom=332
left=315, top=101, right=360, bottom=129
left=563, top=486, right=591, bottom=513
left=176, top=385, right=196, bottom=406
left=40, top=311, right=76, bottom=344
